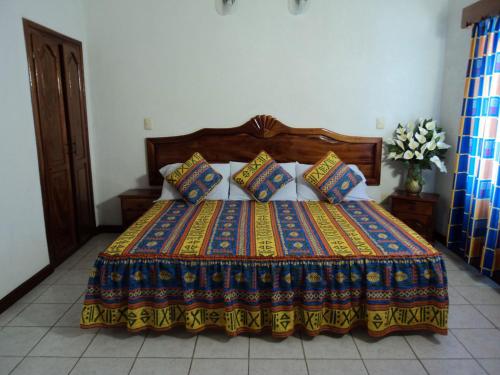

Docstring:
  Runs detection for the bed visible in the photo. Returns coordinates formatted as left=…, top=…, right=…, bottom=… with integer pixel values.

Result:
left=81, top=115, right=448, bottom=337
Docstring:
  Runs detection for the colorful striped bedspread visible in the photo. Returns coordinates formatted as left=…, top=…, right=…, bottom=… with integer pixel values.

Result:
left=81, top=200, right=448, bottom=337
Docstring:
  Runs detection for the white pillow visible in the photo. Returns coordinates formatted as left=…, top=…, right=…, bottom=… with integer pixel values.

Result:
left=157, top=162, right=230, bottom=201
left=229, top=161, right=298, bottom=201
left=296, top=163, right=371, bottom=202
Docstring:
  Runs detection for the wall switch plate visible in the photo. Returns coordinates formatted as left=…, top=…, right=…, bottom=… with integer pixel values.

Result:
left=376, top=118, right=385, bottom=129
left=144, top=118, right=153, bottom=130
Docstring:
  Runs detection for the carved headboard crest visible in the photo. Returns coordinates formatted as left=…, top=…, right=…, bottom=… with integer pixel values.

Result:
left=146, top=115, right=382, bottom=186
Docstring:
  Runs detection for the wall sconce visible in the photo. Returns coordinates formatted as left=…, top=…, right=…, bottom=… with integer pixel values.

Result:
left=288, top=0, right=310, bottom=15
left=215, top=0, right=237, bottom=16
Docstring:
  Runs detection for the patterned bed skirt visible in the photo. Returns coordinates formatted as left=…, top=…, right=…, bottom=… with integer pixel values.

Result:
left=81, top=255, right=449, bottom=337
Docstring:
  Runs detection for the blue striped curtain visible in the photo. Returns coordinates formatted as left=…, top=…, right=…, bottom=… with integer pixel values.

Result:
left=447, top=16, right=500, bottom=277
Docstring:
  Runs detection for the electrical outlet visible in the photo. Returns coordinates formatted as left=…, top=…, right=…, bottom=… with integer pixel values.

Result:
left=376, top=118, right=385, bottom=130
left=144, top=118, right=153, bottom=130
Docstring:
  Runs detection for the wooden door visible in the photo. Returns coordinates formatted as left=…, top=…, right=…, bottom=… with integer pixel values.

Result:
left=24, top=19, right=96, bottom=265
left=27, top=30, right=77, bottom=263
left=61, top=42, right=95, bottom=243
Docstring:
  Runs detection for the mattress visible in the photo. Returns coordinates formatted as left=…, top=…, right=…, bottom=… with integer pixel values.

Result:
left=81, top=200, right=448, bottom=337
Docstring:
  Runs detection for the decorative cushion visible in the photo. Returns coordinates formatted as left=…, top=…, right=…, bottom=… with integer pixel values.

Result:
left=303, top=151, right=362, bottom=204
left=166, top=152, right=223, bottom=204
left=232, top=151, right=293, bottom=203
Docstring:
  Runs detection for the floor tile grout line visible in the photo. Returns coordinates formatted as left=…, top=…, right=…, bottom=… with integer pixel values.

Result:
left=448, top=329, right=478, bottom=360
left=469, top=304, right=499, bottom=329
left=402, top=335, right=430, bottom=375
left=247, top=335, right=250, bottom=375
left=187, top=335, right=199, bottom=375
left=66, top=327, right=101, bottom=374
left=473, top=358, right=492, bottom=375
left=299, top=332, right=310, bottom=375
left=350, top=333, right=369, bottom=374
left=127, top=331, right=148, bottom=375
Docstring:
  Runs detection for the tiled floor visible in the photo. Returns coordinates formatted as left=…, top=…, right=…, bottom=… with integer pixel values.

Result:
left=0, top=234, right=499, bottom=375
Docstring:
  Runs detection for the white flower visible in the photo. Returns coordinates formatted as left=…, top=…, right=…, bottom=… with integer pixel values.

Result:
left=426, top=121, right=436, bottom=131
left=430, top=155, right=447, bottom=173
left=397, top=133, right=407, bottom=141
left=427, top=141, right=437, bottom=151
left=419, top=127, right=428, bottom=136
left=396, top=125, right=404, bottom=134
left=386, top=138, right=395, bottom=145
left=415, top=150, right=424, bottom=160
left=394, top=153, right=403, bottom=160
left=415, top=133, right=427, bottom=144
left=407, top=121, right=415, bottom=132
left=395, top=139, right=405, bottom=149
left=437, top=141, right=451, bottom=149
left=408, top=138, right=419, bottom=150
left=434, top=131, right=446, bottom=141
left=403, top=150, right=414, bottom=159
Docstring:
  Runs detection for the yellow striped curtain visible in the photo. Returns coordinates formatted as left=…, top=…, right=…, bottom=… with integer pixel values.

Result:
left=447, top=16, right=500, bottom=277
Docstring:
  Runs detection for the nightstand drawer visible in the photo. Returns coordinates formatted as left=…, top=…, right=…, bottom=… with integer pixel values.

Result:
left=392, top=198, right=433, bottom=216
left=121, top=198, right=155, bottom=211
left=394, top=212, right=433, bottom=239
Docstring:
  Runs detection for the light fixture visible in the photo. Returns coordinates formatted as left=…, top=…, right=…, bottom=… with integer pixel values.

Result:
left=288, top=0, right=310, bottom=15
left=215, top=0, right=237, bottom=16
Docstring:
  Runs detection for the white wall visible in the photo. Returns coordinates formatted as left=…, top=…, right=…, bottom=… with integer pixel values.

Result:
left=0, top=0, right=91, bottom=299
left=85, top=0, right=450, bottom=224
left=435, top=0, right=474, bottom=235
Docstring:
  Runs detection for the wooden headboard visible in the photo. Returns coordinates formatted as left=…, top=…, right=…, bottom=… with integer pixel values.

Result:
left=146, top=115, right=382, bottom=186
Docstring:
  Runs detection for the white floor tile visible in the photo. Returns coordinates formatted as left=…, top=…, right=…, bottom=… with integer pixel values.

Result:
left=352, top=331, right=415, bottom=359
left=302, top=334, right=360, bottom=359
left=35, top=285, right=85, bottom=304
left=139, top=330, right=196, bottom=358
left=70, top=357, right=134, bottom=375
left=29, top=327, right=96, bottom=357
left=448, top=286, right=471, bottom=305
left=0, top=303, right=28, bottom=326
left=448, top=305, right=495, bottom=329
left=250, top=359, right=308, bottom=375
left=447, top=270, right=499, bottom=288
left=250, top=334, right=303, bottom=359
left=83, top=329, right=145, bottom=357
left=55, top=270, right=92, bottom=285
left=454, top=287, right=500, bottom=305
left=478, top=359, right=500, bottom=375
left=130, top=358, right=190, bottom=375
left=11, top=357, right=77, bottom=375
left=421, top=359, right=487, bottom=375
left=8, top=303, right=71, bottom=327
left=194, top=331, right=248, bottom=358
left=307, top=359, right=367, bottom=375
left=17, top=284, right=50, bottom=304
left=364, top=359, right=427, bottom=375
left=475, top=305, right=500, bottom=328
left=0, top=357, right=23, bottom=375
left=0, top=327, right=48, bottom=356
left=56, top=304, right=85, bottom=327
left=406, top=333, right=471, bottom=359
left=452, top=329, right=500, bottom=358
left=190, top=358, right=247, bottom=375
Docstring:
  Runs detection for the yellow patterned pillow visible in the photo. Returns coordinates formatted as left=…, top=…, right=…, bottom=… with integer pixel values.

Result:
left=166, top=152, right=222, bottom=204
left=303, top=151, right=362, bottom=204
left=233, top=151, right=293, bottom=203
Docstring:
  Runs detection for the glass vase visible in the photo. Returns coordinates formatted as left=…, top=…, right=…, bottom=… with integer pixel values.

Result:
left=405, top=163, right=423, bottom=195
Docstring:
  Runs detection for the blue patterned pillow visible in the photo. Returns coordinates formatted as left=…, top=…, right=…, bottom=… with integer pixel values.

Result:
left=304, top=151, right=362, bottom=204
left=233, top=151, right=293, bottom=203
left=166, top=153, right=222, bottom=204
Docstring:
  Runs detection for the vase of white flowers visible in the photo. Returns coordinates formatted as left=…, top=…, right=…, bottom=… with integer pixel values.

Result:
left=387, top=119, right=450, bottom=195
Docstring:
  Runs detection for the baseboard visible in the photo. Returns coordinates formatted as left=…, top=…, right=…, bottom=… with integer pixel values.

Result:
left=96, top=225, right=123, bottom=233
left=0, top=264, right=53, bottom=314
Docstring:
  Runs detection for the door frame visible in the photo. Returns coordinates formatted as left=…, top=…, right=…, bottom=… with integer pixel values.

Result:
left=23, top=18, right=96, bottom=265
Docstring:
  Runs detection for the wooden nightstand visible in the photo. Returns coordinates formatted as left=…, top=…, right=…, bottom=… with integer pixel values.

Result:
left=119, top=188, right=161, bottom=227
left=390, top=190, right=439, bottom=242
